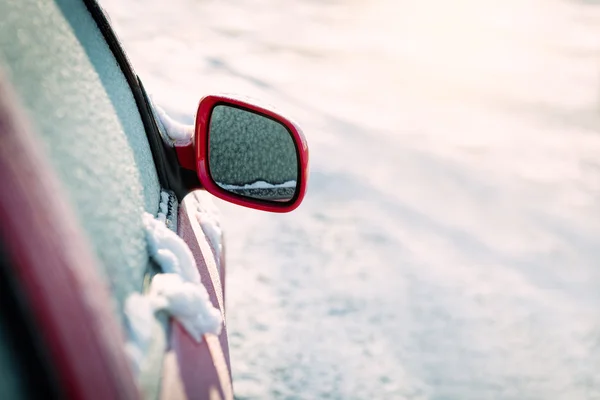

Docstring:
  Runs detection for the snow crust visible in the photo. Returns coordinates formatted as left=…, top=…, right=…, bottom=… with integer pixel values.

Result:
left=153, top=101, right=194, bottom=146
left=142, top=211, right=200, bottom=284
left=130, top=273, right=222, bottom=340
left=124, top=208, right=222, bottom=372
left=217, top=180, right=296, bottom=190
left=123, top=290, right=155, bottom=373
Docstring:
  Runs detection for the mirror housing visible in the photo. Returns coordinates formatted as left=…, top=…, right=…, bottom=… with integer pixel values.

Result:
left=175, top=95, right=309, bottom=213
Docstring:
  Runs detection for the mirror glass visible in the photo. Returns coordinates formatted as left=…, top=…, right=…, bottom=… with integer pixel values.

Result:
left=208, top=105, right=298, bottom=202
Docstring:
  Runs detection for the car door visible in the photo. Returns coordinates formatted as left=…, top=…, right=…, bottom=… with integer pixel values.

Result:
left=0, top=0, right=231, bottom=398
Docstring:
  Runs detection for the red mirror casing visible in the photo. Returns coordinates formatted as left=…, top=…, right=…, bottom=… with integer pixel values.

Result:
left=191, top=95, right=309, bottom=213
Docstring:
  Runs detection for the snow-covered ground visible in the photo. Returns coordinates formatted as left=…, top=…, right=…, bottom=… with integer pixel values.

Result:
left=101, top=0, right=600, bottom=398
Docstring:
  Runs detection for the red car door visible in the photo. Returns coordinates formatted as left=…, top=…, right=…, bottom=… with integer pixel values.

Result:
left=161, top=192, right=232, bottom=399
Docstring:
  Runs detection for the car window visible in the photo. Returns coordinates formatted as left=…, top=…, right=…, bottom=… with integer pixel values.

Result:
left=0, top=0, right=160, bottom=316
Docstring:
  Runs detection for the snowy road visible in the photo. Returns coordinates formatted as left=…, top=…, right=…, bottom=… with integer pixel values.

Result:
left=101, top=0, right=600, bottom=398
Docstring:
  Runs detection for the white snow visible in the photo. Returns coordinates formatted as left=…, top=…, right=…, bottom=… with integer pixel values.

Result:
left=147, top=273, right=222, bottom=341
left=153, top=100, right=194, bottom=146
left=156, top=190, right=169, bottom=224
left=123, top=292, right=156, bottom=374
left=124, top=211, right=222, bottom=372
left=124, top=273, right=222, bottom=369
left=102, top=0, right=600, bottom=398
left=217, top=180, right=296, bottom=190
left=142, top=211, right=200, bottom=284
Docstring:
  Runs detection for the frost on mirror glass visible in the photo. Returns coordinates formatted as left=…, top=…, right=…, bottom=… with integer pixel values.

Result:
left=208, top=105, right=298, bottom=202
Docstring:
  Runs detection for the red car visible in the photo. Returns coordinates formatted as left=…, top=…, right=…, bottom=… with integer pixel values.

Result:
left=0, top=0, right=309, bottom=399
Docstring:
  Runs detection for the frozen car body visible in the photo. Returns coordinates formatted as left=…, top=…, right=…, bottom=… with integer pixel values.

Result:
left=0, top=0, right=305, bottom=398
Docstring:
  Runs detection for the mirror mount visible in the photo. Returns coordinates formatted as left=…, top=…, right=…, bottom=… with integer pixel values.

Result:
left=174, top=95, right=309, bottom=213
left=174, top=141, right=196, bottom=172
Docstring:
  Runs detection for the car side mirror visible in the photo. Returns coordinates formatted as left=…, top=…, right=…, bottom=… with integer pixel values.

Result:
left=175, top=95, right=309, bottom=212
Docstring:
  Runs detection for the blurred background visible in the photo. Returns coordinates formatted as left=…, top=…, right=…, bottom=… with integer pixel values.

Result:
left=101, top=1, right=600, bottom=399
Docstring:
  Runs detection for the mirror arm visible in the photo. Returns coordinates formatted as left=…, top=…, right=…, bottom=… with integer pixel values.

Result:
left=171, top=143, right=203, bottom=201
left=175, top=143, right=196, bottom=172
left=163, top=142, right=202, bottom=201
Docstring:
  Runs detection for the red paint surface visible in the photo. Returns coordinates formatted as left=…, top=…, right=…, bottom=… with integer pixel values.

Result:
left=188, top=94, right=309, bottom=213
left=175, top=140, right=197, bottom=172
left=167, top=197, right=232, bottom=399
left=0, top=74, right=139, bottom=399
